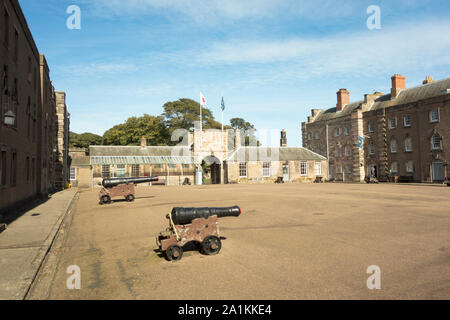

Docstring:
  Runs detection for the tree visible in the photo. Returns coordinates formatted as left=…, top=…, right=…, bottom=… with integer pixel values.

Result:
left=162, top=98, right=223, bottom=133
left=69, top=132, right=103, bottom=149
left=230, top=118, right=255, bottom=131
left=102, top=114, right=170, bottom=146
left=229, top=118, right=259, bottom=146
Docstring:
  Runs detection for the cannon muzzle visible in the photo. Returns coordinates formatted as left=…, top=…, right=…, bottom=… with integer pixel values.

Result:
left=169, top=206, right=241, bottom=225
left=102, top=177, right=159, bottom=188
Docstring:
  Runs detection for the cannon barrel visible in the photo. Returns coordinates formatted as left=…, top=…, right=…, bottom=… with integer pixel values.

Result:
left=169, top=206, right=241, bottom=225
left=102, top=177, right=159, bottom=188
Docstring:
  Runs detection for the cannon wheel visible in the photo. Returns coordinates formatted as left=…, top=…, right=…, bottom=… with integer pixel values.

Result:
left=201, top=236, right=222, bottom=255
left=165, top=245, right=183, bottom=262
left=101, top=195, right=111, bottom=205
left=126, top=194, right=135, bottom=202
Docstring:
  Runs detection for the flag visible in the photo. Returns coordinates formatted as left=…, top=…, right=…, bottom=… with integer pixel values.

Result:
left=200, top=92, right=207, bottom=106
left=357, top=136, right=364, bottom=149
left=221, top=97, right=225, bottom=111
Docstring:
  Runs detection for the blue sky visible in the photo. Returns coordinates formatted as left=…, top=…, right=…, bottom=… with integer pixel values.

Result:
left=19, top=0, right=450, bottom=147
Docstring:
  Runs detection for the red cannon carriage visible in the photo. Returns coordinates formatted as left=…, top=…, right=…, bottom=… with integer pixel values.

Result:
left=98, top=177, right=158, bottom=205
left=156, top=206, right=241, bottom=261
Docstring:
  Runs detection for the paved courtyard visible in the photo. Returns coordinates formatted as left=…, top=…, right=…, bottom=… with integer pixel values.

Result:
left=30, top=183, right=449, bottom=300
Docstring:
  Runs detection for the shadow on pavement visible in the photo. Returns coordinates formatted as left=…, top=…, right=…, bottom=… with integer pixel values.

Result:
left=0, top=194, right=53, bottom=226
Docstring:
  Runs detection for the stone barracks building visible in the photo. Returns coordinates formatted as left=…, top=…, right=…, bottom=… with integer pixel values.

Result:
left=70, top=126, right=327, bottom=187
left=0, top=0, right=69, bottom=214
left=302, top=74, right=450, bottom=183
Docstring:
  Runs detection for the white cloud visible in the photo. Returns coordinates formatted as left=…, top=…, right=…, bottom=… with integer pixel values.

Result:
left=193, top=19, right=450, bottom=78
left=56, top=19, right=450, bottom=90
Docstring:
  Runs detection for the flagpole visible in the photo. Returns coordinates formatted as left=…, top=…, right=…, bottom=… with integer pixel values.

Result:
left=199, top=95, right=203, bottom=148
left=221, top=109, right=224, bottom=152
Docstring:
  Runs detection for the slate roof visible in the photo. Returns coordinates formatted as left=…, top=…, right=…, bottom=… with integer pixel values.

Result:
left=226, top=147, right=326, bottom=162
left=71, top=157, right=90, bottom=167
left=370, top=77, right=450, bottom=111
left=310, top=77, right=450, bottom=122
left=312, top=101, right=364, bottom=122
left=89, top=146, right=199, bottom=165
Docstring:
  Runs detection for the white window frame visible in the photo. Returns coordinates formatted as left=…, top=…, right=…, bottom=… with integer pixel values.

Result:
left=404, top=137, right=413, bottom=152
left=344, top=126, right=350, bottom=136
left=389, top=118, right=397, bottom=129
left=239, top=162, right=248, bottom=178
left=431, top=134, right=441, bottom=150
left=337, top=165, right=343, bottom=174
left=263, top=162, right=271, bottom=178
left=430, top=109, right=439, bottom=123
left=314, top=162, right=322, bottom=176
left=391, top=162, right=398, bottom=173
left=335, top=127, right=341, bottom=137
left=314, top=132, right=320, bottom=140
left=403, top=115, right=412, bottom=127
left=116, top=164, right=126, bottom=177
left=300, top=162, right=308, bottom=176
left=369, top=142, right=375, bottom=155
left=368, top=123, right=374, bottom=133
left=307, top=133, right=313, bottom=141
left=69, top=167, right=76, bottom=181
left=345, top=145, right=352, bottom=157
left=131, top=164, right=140, bottom=177
left=406, top=161, right=414, bottom=173
left=390, top=139, right=398, bottom=154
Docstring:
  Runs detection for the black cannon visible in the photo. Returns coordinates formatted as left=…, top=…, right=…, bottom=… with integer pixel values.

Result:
left=157, top=206, right=242, bottom=261
left=101, top=177, right=159, bottom=189
left=169, top=206, right=241, bottom=226
left=99, top=176, right=159, bottom=204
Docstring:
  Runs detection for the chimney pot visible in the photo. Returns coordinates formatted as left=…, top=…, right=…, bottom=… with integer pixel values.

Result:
left=140, top=136, right=147, bottom=148
left=423, top=76, right=434, bottom=85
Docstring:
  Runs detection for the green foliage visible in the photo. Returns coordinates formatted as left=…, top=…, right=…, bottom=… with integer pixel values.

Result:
left=230, top=118, right=255, bottom=131
left=230, top=118, right=259, bottom=146
left=70, top=98, right=255, bottom=147
left=69, top=132, right=103, bottom=149
left=102, top=114, right=169, bottom=146
left=162, top=98, right=223, bottom=132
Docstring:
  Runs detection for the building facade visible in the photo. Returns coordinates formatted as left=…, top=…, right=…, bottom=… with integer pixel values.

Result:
left=302, top=74, right=450, bottom=183
left=0, top=0, right=69, bottom=214
left=70, top=128, right=327, bottom=187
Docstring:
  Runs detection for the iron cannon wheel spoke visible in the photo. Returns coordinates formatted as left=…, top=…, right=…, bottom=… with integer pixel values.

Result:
left=166, top=245, right=183, bottom=262
left=201, top=236, right=222, bottom=255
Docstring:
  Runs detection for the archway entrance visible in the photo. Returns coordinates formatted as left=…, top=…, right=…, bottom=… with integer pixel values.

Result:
left=202, top=156, right=221, bottom=185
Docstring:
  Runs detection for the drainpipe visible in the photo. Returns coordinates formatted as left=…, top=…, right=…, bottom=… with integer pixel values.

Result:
left=326, top=124, right=330, bottom=180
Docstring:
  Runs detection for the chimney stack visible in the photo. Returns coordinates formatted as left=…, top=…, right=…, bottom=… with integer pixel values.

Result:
left=336, top=89, right=350, bottom=112
left=140, top=136, right=147, bottom=148
left=280, top=130, right=287, bottom=147
left=391, top=74, right=406, bottom=99
left=423, top=76, right=434, bottom=85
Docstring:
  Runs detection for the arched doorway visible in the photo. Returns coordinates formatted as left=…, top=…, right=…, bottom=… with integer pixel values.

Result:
left=202, top=156, right=221, bottom=185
